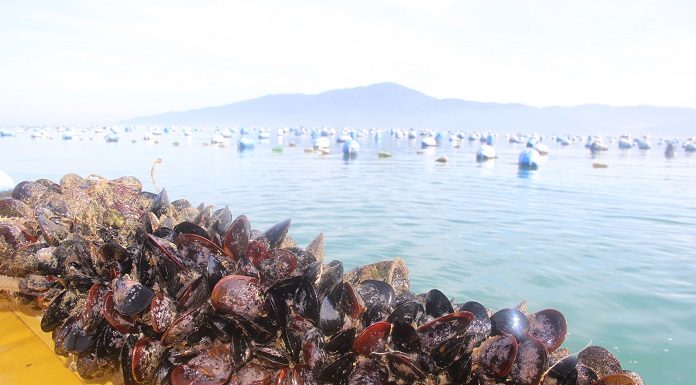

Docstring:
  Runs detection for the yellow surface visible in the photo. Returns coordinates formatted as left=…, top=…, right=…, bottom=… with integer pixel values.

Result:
left=0, top=299, right=112, bottom=385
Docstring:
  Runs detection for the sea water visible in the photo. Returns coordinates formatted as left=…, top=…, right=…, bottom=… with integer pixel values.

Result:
left=1, top=130, right=695, bottom=384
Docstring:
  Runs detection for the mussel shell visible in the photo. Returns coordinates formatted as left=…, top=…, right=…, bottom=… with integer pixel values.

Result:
left=282, top=328, right=303, bottom=364
left=318, top=353, right=357, bottom=383
left=432, top=335, right=466, bottom=368
left=357, top=279, right=395, bottom=309
left=150, top=292, right=178, bottom=334
left=417, top=311, right=475, bottom=352
left=347, top=357, right=389, bottom=385
left=352, top=321, right=392, bottom=355
left=426, top=288, right=454, bottom=318
left=131, top=337, right=165, bottom=384
left=206, top=255, right=227, bottom=290
left=223, top=215, right=251, bottom=260
left=544, top=355, right=579, bottom=385
left=210, top=275, right=265, bottom=319
left=510, top=337, right=548, bottom=385
left=104, top=290, right=139, bottom=334
left=326, top=328, right=356, bottom=355
left=151, top=188, right=170, bottom=216
left=61, top=317, right=97, bottom=354
left=266, top=289, right=290, bottom=328
left=0, top=198, right=32, bottom=218
left=597, top=373, right=638, bottom=385
left=319, top=283, right=345, bottom=336
left=263, top=218, right=291, bottom=249
left=474, top=334, right=519, bottom=378
left=254, top=248, right=298, bottom=286
left=390, top=321, right=421, bottom=353
left=41, top=290, right=79, bottom=332
left=387, top=300, right=425, bottom=325
left=113, top=277, right=155, bottom=316
left=459, top=301, right=489, bottom=321
left=176, top=275, right=209, bottom=311
left=161, top=304, right=207, bottom=346
left=170, top=343, right=232, bottom=385
left=255, top=345, right=290, bottom=368
left=490, top=308, right=530, bottom=341
left=577, top=346, right=622, bottom=379
left=529, top=309, right=567, bottom=352
left=387, top=351, right=426, bottom=381
left=174, top=221, right=210, bottom=239
left=317, top=260, right=344, bottom=298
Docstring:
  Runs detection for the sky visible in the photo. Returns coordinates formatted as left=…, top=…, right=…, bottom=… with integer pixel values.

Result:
left=1, top=0, right=696, bottom=124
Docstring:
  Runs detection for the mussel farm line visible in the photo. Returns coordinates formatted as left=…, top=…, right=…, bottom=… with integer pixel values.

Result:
left=0, top=174, right=643, bottom=385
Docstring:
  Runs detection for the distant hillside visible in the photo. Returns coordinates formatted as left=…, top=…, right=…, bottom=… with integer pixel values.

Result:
left=126, top=82, right=696, bottom=136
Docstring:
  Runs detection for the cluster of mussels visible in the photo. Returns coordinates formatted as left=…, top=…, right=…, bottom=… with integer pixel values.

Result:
left=0, top=174, right=644, bottom=385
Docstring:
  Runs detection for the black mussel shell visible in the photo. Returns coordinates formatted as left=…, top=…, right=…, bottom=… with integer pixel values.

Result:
left=490, top=308, right=530, bottom=341
left=317, top=260, right=344, bottom=298
left=432, top=335, right=466, bottom=368
left=387, top=300, right=425, bottom=325
left=230, top=326, right=252, bottom=370
left=170, top=343, right=232, bottom=385
left=174, top=221, right=210, bottom=239
left=263, top=218, right=291, bottom=249
left=104, top=290, right=139, bottom=334
left=319, top=284, right=345, bottom=336
left=210, top=275, right=264, bottom=319
left=265, top=289, right=290, bottom=328
left=120, top=336, right=139, bottom=385
left=61, top=317, right=96, bottom=354
left=576, top=363, right=599, bottom=385
left=358, top=279, right=395, bottom=308
left=113, top=277, right=155, bottom=316
left=459, top=301, right=489, bottom=321
left=387, top=351, right=426, bottom=381
left=41, top=290, right=78, bottom=332
left=206, top=255, right=227, bottom=290
left=326, top=328, right=356, bottom=355
left=150, top=292, right=178, bottom=334
left=545, top=355, right=579, bottom=385
left=390, top=321, right=421, bottom=353
left=348, top=357, right=389, bottom=385
left=176, top=275, right=209, bottom=311
left=340, top=281, right=365, bottom=319
left=426, top=288, right=454, bottom=318
left=254, top=248, right=298, bottom=286
left=318, top=353, right=357, bottom=383
left=152, top=188, right=170, bottom=216
left=255, top=345, right=290, bottom=368
left=282, top=328, right=303, bottom=364
left=447, top=353, right=474, bottom=383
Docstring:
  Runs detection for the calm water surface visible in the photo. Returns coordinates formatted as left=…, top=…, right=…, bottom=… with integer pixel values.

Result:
left=2, top=130, right=695, bottom=384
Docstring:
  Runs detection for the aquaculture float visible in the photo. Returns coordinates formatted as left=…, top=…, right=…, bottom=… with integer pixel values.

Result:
left=0, top=174, right=644, bottom=385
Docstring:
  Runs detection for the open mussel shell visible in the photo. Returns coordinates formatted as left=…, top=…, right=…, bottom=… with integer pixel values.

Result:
left=113, top=277, right=155, bottom=316
left=170, top=343, right=233, bottom=385
left=474, top=334, right=519, bottom=378
left=131, top=337, right=165, bottom=384
left=510, top=337, right=548, bottom=385
left=210, top=275, right=265, bottom=319
left=417, top=311, right=475, bottom=352
left=577, top=345, right=622, bottom=379
left=104, top=290, right=139, bottom=334
left=352, top=320, right=392, bottom=355
left=529, top=308, right=567, bottom=352
left=490, top=307, right=530, bottom=341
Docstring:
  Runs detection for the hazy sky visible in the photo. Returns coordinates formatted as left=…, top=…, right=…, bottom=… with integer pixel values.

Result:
left=2, top=0, right=695, bottom=124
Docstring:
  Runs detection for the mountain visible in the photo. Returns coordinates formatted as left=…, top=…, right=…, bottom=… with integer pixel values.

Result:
left=126, top=83, right=696, bottom=136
